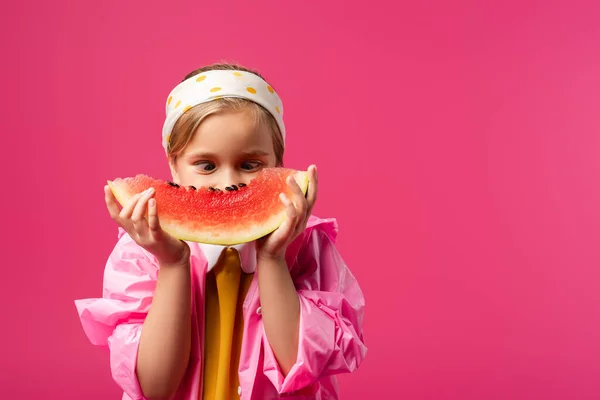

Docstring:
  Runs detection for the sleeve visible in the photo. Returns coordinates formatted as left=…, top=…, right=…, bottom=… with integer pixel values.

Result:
left=261, top=218, right=368, bottom=394
left=74, top=230, right=158, bottom=400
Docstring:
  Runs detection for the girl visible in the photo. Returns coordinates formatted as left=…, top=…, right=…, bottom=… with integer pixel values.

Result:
left=75, top=63, right=367, bottom=400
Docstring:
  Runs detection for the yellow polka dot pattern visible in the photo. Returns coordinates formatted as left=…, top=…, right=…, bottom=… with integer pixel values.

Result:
left=163, top=69, right=285, bottom=151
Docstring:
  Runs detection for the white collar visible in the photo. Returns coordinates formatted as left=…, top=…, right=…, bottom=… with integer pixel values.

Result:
left=197, top=241, right=257, bottom=274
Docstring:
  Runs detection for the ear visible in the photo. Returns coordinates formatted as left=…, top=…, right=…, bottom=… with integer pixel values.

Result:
left=169, top=157, right=180, bottom=183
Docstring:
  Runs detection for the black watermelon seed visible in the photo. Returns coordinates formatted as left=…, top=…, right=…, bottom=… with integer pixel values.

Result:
left=209, top=187, right=216, bottom=191
left=189, top=185, right=196, bottom=190
left=167, top=181, right=179, bottom=188
left=231, top=184, right=238, bottom=190
left=225, top=186, right=234, bottom=191
left=238, top=183, right=246, bottom=187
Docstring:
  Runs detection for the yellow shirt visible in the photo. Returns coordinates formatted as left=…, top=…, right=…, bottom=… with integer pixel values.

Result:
left=202, top=247, right=254, bottom=400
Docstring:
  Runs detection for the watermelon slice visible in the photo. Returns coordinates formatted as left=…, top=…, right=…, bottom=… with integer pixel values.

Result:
left=107, top=168, right=309, bottom=245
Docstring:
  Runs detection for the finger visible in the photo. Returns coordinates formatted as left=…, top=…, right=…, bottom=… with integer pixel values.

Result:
left=132, top=188, right=154, bottom=233
left=104, top=185, right=123, bottom=224
left=287, top=176, right=307, bottom=218
left=119, top=192, right=144, bottom=221
left=131, top=188, right=153, bottom=221
left=276, top=193, right=298, bottom=240
left=305, top=165, right=318, bottom=214
left=147, top=198, right=161, bottom=234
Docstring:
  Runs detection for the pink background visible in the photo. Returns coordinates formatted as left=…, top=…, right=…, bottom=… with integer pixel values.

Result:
left=2, top=0, right=600, bottom=398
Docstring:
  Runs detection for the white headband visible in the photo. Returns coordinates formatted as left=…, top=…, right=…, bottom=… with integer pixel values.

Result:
left=162, top=69, right=285, bottom=151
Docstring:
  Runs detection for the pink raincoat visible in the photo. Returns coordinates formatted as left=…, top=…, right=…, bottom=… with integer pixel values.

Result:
left=75, top=215, right=367, bottom=399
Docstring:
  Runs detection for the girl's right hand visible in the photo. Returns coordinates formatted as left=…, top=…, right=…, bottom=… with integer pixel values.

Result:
left=104, top=185, right=190, bottom=267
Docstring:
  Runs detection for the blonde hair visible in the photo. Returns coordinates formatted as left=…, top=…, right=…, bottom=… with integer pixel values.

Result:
left=167, top=63, right=285, bottom=166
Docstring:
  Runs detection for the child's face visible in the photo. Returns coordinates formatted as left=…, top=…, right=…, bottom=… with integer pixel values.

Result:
left=170, top=108, right=277, bottom=189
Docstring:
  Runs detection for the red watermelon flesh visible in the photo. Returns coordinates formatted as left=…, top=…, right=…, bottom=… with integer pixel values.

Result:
left=107, top=168, right=309, bottom=245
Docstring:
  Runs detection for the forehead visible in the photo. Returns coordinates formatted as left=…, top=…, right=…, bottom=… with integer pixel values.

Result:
left=183, top=109, right=274, bottom=155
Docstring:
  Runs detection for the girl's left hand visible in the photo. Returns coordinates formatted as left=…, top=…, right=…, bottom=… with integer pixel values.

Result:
left=256, top=165, right=318, bottom=261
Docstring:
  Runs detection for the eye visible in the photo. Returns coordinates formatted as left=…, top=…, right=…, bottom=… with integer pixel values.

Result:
left=194, top=161, right=216, bottom=172
left=241, top=161, right=262, bottom=171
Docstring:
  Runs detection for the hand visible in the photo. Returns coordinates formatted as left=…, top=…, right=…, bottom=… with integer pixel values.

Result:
left=104, top=185, right=190, bottom=267
left=256, top=165, right=318, bottom=261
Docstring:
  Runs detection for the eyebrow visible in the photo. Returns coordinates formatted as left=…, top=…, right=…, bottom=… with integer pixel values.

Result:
left=242, top=149, right=270, bottom=156
left=186, top=152, right=218, bottom=159
left=186, top=149, right=271, bottom=159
